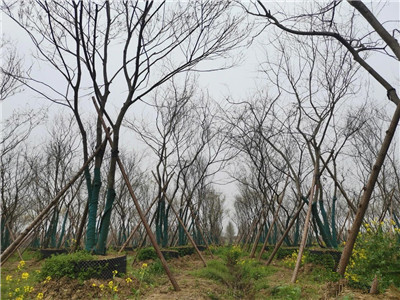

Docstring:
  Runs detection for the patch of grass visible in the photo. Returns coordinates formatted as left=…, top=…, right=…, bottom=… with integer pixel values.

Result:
left=1, top=259, right=41, bottom=299
left=192, top=259, right=233, bottom=284
left=270, top=285, right=302, bottom=300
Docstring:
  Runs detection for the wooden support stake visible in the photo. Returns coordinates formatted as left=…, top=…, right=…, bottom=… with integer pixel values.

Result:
left=152, top=172, right=207, bottom=267
left=185, top=199, right=215, bottom=259
left=92, top=97, right=180, bottom=291
left=258, top=178, right=289, bottom=260
left=0, top=140, right=105, bottom=265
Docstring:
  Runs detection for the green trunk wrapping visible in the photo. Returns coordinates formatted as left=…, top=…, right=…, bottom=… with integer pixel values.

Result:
left=0, top=217, right=10, bottom=251
left=294, top=217, right=300, bottom=245
left=95, top=187, right=116, bottom=255
left=155, top=201, right=162, bottom=245
left=311, top=202, right=333, bottom=248
left=319, top=199, right=336, bottom=247
left=49, top=209, right=59, bottom=248
left=85, top=167, right=101, bottom=251
left=283, top=218, right=291, bottom=246
left=273, top=222, right=277, bottom=245
left=330, top=196, right=338, bottom=248
left=261, top=223, right=269, bottom=243
left=178, top=207, right=187, bottom=246
left=160, top=199, right=165, bottom=246
left=163, top=204, right=170, bottom=247
left=57, top=209, right=69, bottom=249
left=44, top=207, right=58, bottom=248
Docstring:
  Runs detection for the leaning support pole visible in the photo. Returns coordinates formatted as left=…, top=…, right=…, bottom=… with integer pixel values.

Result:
left=258, top=178, right=289, bottom=260
left=337, top=100, right=400, bottom=276
left=118, top=177, right=172, bottom=254
left=265, top=201, right=306, bottom=266
left=185, top=199, right=215, bottom=259
left=291, top=152, right=320, bottom=283
left=92, top=97, right=180, bottom=291
left=152, top=172, right=208, bottom=267
left=0, top=141, right=106, bottom=265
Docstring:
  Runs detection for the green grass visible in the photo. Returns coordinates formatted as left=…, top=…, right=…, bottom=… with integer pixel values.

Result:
left=1, top=251, right=42, bottom=299
left=270, top=285, right=302, bottom=300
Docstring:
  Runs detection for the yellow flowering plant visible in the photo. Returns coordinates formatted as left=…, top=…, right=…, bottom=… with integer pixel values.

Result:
left=346, top=218, right=400, bottom=292
left=4, top=260, right=37, bottom=299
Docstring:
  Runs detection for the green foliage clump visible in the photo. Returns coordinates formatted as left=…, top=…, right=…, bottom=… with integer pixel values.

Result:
left=193, top=246, right=277, bottom=298
left=148, top=259, right=164, bottom=276
left=306, top=252, right=340, bottom=282
left=136, top=247, right=157, bottom=261
left=345, top=219, right=400, bottom=292
left=270, top=285, right=301, bottom=300
left=306, top=252, right=336, bottom=271
left=171, top=245, right=195, bottom=256
left=194, top=259, right=232, bottom=283
left=40, top=251, right=95, bottom=281
left=282, top=250, right=306, bottom=269
left=225, top=245, right=243, bottom=266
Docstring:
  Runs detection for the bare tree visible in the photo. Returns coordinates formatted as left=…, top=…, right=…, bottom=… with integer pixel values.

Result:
left=3, top=0, right=250, bottom=255
left=244, top=0, right=400, bottom=276
left=0, top=110, right=45, bottom=251
left=0, top=36, right=25, bottom=100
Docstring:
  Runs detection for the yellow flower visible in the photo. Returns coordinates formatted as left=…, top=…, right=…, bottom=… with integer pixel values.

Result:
left=46, top=276, right=51, bottom=282
left=36, top=270, right=41, bottom=274
left=141, top=263, right=148, bottom=268
left=24, top=285, right=34, bottom=292
left=99, top=284, right=105, bottom=290
left=15, top=297, right=23, bottom=300
left=113, top=286, right=118, bottom=292
left=36, top=292, right=44, bottom=299
left=6, top=275, right=12, bottom=281
left=112, top=270, right=118, bottom=276
left=8, top=292, right=13, bottom=297
left=125, top=277, right=132, bottom=283
left=15, top=287, right=20, bottom=293
left=108, top=280, right=114, bottom=288
left=21, top=272, right=29, bottom=280
left=92, top=283, right=97, bottom=287
left=19, top=260, right=26, bottom=267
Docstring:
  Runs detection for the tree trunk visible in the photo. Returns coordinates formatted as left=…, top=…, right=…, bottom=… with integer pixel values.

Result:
left=337, top=100, right=400, bottom=275
left=291, top=150, right=320, bottom=283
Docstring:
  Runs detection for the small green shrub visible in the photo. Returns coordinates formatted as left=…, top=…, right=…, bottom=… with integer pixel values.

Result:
left=306, top=252, right=335, bottom=270
left=282, top=250, right=306, bottom=269
left=225, top=245, right=243, bottom=266
left=171, top=246, right=195, bottom=256
left=40, top=251, right=95, bottom=280
left=137, top=247, right=157, bottom=261
left=345, top=219, right=400, bottom=292
left=270, top=285, right=301, bottom=300
left=192, top=259, right=232, bottom=283
left=148, top=259, right=164, bottom=275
